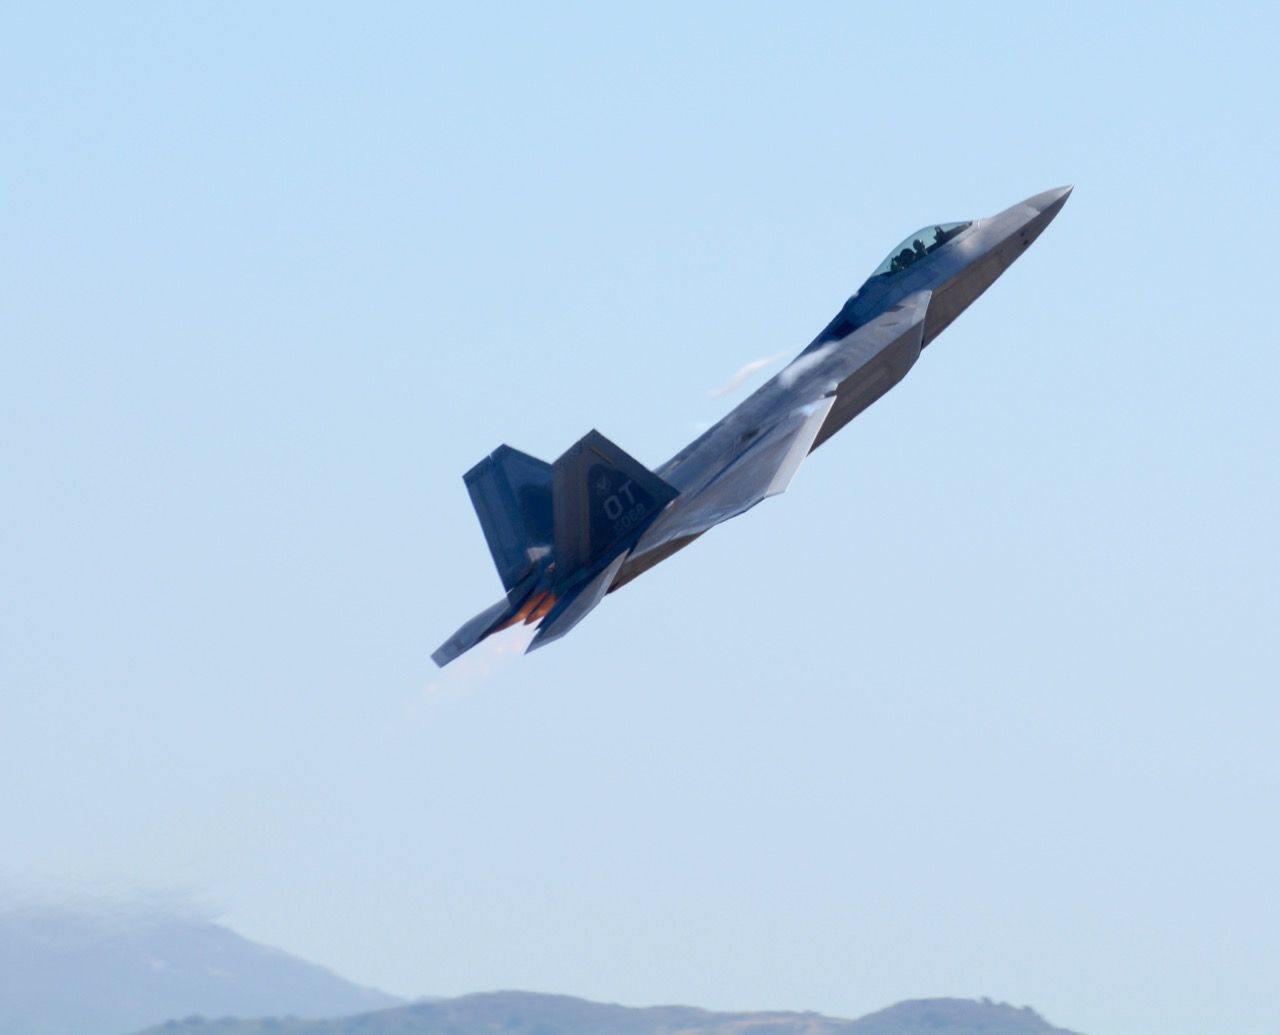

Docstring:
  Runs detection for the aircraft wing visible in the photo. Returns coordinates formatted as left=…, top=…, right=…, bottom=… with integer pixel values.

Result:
left=642, top=394, right=837, bottom=545
left=631, top=289, right=931, bottom=557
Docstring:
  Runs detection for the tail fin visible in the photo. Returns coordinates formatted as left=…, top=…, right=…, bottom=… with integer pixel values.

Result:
left=552, top=429, right=679, bottom=578
left=433, top=431, right=677, bottom=668
left=464, top=445, right=554, bottom=592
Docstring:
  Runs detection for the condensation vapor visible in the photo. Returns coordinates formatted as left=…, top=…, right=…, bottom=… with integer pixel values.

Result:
left=708, top=352, right=787, bottom=398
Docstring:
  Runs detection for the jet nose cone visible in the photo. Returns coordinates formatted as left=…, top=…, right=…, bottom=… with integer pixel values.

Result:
left=1025, top=184, right=1073, bottom=218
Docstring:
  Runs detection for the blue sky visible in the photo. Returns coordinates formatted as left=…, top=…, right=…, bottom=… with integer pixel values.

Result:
left=2, top=4, right=1278, bottom=1035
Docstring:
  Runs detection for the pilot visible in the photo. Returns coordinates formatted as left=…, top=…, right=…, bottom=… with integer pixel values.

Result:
left=912, top=238, right=927, bottom=258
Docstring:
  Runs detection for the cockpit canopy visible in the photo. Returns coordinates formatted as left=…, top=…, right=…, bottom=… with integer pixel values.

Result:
left=871, top=221, right=971, bottom=278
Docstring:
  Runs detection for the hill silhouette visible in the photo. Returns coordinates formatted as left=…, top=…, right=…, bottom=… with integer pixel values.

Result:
left=130, top=990, right=1082, bottom=1035
left=0, top=904, right=400, bottom=1035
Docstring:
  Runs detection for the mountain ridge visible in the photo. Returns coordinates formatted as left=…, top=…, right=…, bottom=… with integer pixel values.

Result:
left=0, top=905, right=400, bottom=1035
left=129, top=989, right=1083, bottom=1035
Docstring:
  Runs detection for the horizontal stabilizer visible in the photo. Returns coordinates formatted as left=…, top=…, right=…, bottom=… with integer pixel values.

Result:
left=527, top=552, right=629, bottom=653
left=431, top=600, right=514, bottom=668
left=431, top=575, right=540, bottom=668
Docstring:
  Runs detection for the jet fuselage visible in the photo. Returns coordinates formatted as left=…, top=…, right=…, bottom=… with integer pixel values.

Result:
left=432, top=187, right=1072, bottom=665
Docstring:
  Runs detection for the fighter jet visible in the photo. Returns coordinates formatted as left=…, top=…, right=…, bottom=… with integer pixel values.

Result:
left=433, top=186, right=1072, bottom=666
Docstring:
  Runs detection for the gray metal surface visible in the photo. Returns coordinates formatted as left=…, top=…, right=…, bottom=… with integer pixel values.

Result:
left=434, top=187, right=1072, bottom=665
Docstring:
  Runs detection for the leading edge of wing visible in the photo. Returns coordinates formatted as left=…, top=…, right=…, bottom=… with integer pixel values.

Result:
left=777, top=288, right=932, bottom=402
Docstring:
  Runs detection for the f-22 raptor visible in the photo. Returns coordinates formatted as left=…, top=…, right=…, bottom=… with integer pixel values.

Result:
left=434, top=186, right=1072, bottom=666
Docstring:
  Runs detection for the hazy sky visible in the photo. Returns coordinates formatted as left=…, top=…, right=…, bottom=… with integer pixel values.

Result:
left=3, top=5, right=1278, bottom=1035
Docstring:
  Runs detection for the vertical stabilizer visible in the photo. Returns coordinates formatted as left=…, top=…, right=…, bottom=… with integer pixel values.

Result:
left=436, top=431, right=677, bottom=667
left=551, top=430, right=678, bottom=578
left=464, top=446, right=554, bottom=591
